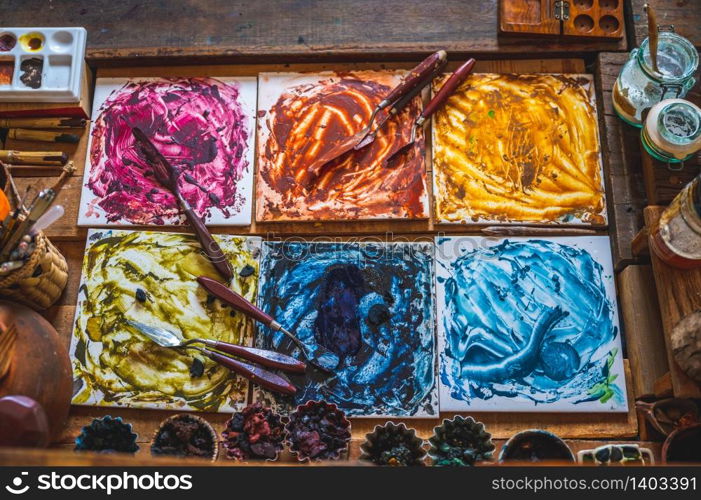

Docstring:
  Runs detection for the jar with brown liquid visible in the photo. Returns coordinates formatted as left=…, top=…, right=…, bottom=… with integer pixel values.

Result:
left=651, top=174, right=701, bottom=269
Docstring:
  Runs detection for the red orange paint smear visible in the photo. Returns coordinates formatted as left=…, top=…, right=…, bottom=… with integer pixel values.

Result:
left=256, top=72, right=429, bottom=221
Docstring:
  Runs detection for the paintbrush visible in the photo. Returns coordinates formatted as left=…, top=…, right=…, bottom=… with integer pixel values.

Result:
left=301, top=50, right=448, bottom=183
left=481, top=226, right=598, bottom=236
left=645, top=3, right=660, bottom=73
left=0, top=117, right=86, bottom=129
left=132, top=127, right=235, bottom=282
left=0, top=162, right=74, bottom=258
left=4, top=128, right=80, bottom=144
left=0, top=150, right=68, bottom=166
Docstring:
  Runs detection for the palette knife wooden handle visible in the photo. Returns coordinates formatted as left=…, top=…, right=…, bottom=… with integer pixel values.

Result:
left=418, top=58, right=476, bottom=125
left=199, top=339, right=306, bottom=373
left=181, top=205, right=234, bottom=282
left=202, top=348, right=297, bottom=395
left=381, top=50, right=448, bottom=108
left=197, top=276, right=275, bottom=325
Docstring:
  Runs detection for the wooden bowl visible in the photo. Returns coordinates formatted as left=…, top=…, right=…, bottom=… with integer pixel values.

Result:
left=0, top=300, right=72, bottom=442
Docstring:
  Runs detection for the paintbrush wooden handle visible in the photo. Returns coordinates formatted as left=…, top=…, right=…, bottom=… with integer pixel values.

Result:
left=203, top=348, right=297, bottom=395
left=201, top=339, right=306, bottom=373
left=0, top=117, right=86, bottom=129
left=381, top=50, right=448, bottom=108
left=197, top=276, right=275, bottom=326
left=646, top=3, right=659, bottom=73
left=420, top=58, right=476, bottom=124
left=8, top=129, right=80, bottom=144
left=182, top=207, right=234, bottom=282
left=0, top=150, right=67, bottom=166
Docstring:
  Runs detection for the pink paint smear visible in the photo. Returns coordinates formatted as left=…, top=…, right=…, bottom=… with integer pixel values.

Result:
left=88, top=77, right=249, bottom=224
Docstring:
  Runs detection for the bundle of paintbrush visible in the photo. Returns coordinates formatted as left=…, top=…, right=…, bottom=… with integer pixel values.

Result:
left=0, top=117, right=84, bottom=175
left=0, top=161, right=72, bottom=272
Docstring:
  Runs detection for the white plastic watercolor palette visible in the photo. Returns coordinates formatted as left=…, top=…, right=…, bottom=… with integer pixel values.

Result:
left=0, top=27, right=87, bottom=102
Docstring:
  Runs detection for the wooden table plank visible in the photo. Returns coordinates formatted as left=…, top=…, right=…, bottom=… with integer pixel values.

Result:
left=0, top=438, right=663, bottom=465
left=594, top=52, right=648, bottom=270
left=632, top=0, right=701, bottom=48
left=0, top=0, right=627, bottom=65
left=644, top=206, right=701, bottom=398
left=617, top=265, right=668, bottom=399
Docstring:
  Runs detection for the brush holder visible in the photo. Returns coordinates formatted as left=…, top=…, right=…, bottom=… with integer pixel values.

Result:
left=0, top=232, right=67, bottom=310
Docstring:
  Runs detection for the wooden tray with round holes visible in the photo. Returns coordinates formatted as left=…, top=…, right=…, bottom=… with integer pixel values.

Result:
left=499, top=0, right=624, bottom=39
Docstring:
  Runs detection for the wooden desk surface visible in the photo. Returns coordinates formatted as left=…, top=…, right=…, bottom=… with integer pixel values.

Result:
left=0, top=0, right=628, bottom=64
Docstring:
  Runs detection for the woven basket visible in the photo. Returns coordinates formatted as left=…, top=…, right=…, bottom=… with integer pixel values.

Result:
left=0, top=232, right=68, bottom=310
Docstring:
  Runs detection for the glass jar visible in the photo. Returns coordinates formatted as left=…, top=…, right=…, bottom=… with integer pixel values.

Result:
left=642, top=99, right=701, bottom=165
left=613, top=31, right=698, bottom=127
left=650, top=174, right=701, bottom=269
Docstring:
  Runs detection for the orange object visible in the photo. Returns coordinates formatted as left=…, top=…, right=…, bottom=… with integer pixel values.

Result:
left=0, top=190, right=9, bottom=220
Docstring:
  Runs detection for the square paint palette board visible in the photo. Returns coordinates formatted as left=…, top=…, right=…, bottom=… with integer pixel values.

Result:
left=0, top=27, right=87, bottom=101
left=431, top=72, right=607, bottom=226
left=77, top=76, right=257, bottom=227
left=253, top=240, right=438, bottom=418
left=435, top=235, right=627, bottom=413
left=69, top=229, right=262, bottom=412
left=256, top=71, right=430, bottom=222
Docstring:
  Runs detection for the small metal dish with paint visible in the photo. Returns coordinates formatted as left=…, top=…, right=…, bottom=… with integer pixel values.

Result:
left=499, top=429, right=575, bottom=463
left=74, top=415, right=139, bottom=454
left=428, top=415, right=495, bottom=466
left=151, top=414, right=219, bottom=462
left=360, top=422, right=426, bottom=466
left=221, top=402, right=286, bottom=462
left=285, top=400, right=351, bottom=462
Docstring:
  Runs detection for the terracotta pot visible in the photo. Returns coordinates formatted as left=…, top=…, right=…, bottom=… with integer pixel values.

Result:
left=662, top=423, right=701, bottom=464
left=0, top=301, right=71, bottom=442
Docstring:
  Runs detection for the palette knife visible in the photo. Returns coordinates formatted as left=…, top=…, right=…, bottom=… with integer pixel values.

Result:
left=383, top=58, right=476, bottom=166
left=127, top=319, right=299, bottom=395
left=301, top=50, right=448, bottom=183
left=132, top=128, right=235, bottom=282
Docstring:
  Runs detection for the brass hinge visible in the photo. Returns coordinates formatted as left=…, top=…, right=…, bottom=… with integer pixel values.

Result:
left=554, top=1, right=570, bottom=21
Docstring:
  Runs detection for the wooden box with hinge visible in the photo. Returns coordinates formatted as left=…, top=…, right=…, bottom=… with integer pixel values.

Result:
left=499, top=0, right=624, bottom=39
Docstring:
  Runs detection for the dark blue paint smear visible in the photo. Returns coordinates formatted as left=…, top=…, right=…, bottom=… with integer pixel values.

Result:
left=314, top=265, right=364, bottom=361
left=440, top=239, right=624, bottom=407
left=257, top=241, right=437, bottom=416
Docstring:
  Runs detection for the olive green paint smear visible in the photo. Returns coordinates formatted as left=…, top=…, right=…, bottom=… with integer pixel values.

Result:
left=70, top=229, right=261, bottom=412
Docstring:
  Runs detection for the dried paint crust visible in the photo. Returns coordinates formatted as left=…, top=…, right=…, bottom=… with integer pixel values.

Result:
left=70, top=229, right=260, bottom=412
left=86, top=78, right=250, bottom=225
left=432, top=74, right=605, bottom=225
left=256, top=71, right=429, bottom=221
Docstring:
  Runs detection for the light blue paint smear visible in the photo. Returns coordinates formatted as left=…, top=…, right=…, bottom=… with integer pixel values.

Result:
left=440, top=239, right=624, bottom=406
left=257, top=241, right=437, bottom=416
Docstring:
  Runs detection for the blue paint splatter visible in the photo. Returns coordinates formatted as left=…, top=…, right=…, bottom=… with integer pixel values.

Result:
left=256, top=241, right=437, bottom=416
left=439, top=239, right=624, bottom=407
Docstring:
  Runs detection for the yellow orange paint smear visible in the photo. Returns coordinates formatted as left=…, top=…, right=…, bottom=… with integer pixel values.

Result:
left=432, top=73, right=605, bottom=224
